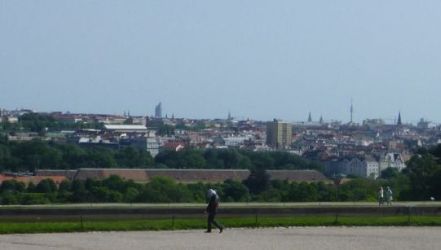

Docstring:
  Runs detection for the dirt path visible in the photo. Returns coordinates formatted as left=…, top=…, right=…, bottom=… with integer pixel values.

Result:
left=0, top=227, right=440, bottom=250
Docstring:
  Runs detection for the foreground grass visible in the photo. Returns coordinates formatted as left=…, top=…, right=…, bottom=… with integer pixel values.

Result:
left=0, top=215, right=440, bottom=234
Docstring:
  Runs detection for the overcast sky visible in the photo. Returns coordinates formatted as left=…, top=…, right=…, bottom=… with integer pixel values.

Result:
left=1, top=1, right=441, bottom=123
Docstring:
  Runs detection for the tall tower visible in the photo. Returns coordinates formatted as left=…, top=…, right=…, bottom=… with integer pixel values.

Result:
left=307, top=112, right=312, bottom=122
left=155, top=102, right=162, bottom=118
left=266, top=119, right=292, bottom=149
left=397, top=112, right=402, bottom=126
left=350, top=99, right=354, bottom=124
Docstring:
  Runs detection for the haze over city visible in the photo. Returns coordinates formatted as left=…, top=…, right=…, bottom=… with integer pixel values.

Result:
left=1, top=1, right=441, bottom=123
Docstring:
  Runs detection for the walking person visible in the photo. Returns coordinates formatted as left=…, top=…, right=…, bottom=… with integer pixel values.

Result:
left=378, top=186, right=384, bottom=206
left=205, top=189, right=223, bottom=233
left=385, top=186, right=393, bottom=205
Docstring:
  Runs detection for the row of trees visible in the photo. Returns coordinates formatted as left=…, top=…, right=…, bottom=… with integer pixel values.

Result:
left=0, top=138, right=154, bottom=172
left=0, top=137, right=322, bottom=172
left=1, top=113, right=206, bottom=135
left=3, top=140, right=441, bottom=205
left=1, top=113, right=103, bottom=135
left=155, top=149, right=322, bottom=171
left=0, top=175, right=382, bottom=205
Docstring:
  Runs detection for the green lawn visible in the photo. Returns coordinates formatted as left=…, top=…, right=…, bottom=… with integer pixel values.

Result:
left=1, top=215, right=441, bottom=234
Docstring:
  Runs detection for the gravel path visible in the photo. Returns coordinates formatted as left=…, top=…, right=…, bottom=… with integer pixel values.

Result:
left=0, top=227, right=440, bottom=250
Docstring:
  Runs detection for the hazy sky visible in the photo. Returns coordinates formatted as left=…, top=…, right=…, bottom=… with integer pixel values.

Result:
left=1, top=1, right=441, bottom=123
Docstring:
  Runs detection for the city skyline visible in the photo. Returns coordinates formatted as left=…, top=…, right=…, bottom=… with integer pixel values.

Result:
left=1, top=1, right=441, bottom=123
left=0, top=104, right=426, bottom=126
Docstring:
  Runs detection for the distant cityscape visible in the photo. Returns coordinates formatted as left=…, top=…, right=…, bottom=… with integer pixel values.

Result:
left=1, top=103, right=440, bottom=180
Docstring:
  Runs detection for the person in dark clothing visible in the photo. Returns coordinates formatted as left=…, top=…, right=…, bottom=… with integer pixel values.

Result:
left=205, top=189, right=223, bottom=233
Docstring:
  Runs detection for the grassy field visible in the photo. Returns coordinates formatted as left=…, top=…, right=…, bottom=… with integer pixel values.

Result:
left=1, top=215, right=441, bottom=234
left=1, top=202, right=440, bottom=234
left=2, top=201, right=441, bottom=209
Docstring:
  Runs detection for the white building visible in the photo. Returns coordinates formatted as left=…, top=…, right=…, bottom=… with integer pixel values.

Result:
left=223, top=135, right=251, bottom=147
left=379, top=153, right=406, bottom=172
left=104, top=124, right=148, bottom=133
left=146, top=137, right=160, bottom=157
left=325, top=157, right=380, bottom=179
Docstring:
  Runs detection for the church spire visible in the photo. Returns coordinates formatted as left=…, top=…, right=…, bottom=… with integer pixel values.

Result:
left=308, top=112, right=312, bottom=122
left=397, top=112, right=402, bottom=126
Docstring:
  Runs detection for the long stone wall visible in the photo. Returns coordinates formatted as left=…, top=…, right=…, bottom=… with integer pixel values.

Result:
left=1, top=205, right=440, bottom=219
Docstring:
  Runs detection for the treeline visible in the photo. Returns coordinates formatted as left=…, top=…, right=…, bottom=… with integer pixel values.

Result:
left=1, top=113, right=103, bottom=134
left=155, top=149, right=322, bottom=171
left=398, top=145, right=441, bottom=200
left=2, top=140, right=441, bottom=204
left=0, top=138, right=154, bottom=172
left=0, top=175, right=381, bottom=205
left=0, top=137, right=322, bottom=172
left=371, top=144, right=441, bottom=201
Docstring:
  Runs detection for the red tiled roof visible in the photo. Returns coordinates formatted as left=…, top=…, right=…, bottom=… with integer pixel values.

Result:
left=146, top=169, right=250, bottom=183
left=34, top=169, right=329, bottom=183
left=267, top=170, right=329, bottom=182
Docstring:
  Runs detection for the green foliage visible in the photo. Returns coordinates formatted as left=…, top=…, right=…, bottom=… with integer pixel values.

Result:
left=2, top=113, right=103, bottom=134
left=19, top=193, right=51, bottom=205
left=0, top=139, right=155, bottom=172
left=337, top=179, right=377, bottom=201
left=2, top=215, right=441, bottom=234
left=0, top=138, right=322, bottom=172
left=70, top=180, right=88, bottom=202
left=115, top=147, right=153, bottom=167
left=0, top=192, right=19, bottom=205
left=380, top=167, right=400, bottom=179
left=186, top=182, right=213, bottom=202
left=137, top=177, right=193, bottom=203
left=3, top=144, right=441, bottom=204
left=27, top=182, right=37, bottom=192
left=19, top=113, right=58, bottom=135
left=155, top=149, right=206, bottom=169
left=398, top=150, right=441, bottom=200
left=1, top=180, right=26, bottom=193
left=243, top=169, right=270, bottom=195
left=155, top=148, right=322, bottom=171
left=156, top=125, right=175, bottom=136
left=0, top=172, right=431, bottom=205
left=222, top=179, right=249, bottom=202
left=36, top=179, right=57, bottom=193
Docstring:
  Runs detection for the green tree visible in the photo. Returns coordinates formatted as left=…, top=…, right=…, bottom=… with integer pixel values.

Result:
left=19, top=113, right=60, bottom=134
left=58, top=180, right=71, bottom=193
left=380, top=167, right=400, bottom=179
left=222, top=179, right=249, bottom=201
left=27, top=182, right=37, bottom=192
left=0, top=192, right=19, bottom=205
left=124, top=187, right=140, bottom=202
left=180, top=149, right=206, bottom=168
left=115, top=147, right=153, bottom=167
left=137, top=177, right=192, bottom=202
left=35, top=179, right=57, bottom=193
left=403, top=153, right=440, bottom=200
left=1, top=179, right=26, bottom=192
left=70, top=180, right=88, bottom=202
left=157, top=125, right=175, bottom=136
left=243, top=169, right=270, bottom=195
left=102, top=175, right=126, bottom=192
left=86, top=148, right=118, bottom=168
